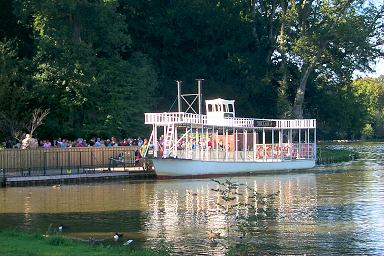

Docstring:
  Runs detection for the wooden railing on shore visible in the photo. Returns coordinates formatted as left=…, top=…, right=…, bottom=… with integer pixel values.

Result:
left=0, top=147, right=139, bottom=177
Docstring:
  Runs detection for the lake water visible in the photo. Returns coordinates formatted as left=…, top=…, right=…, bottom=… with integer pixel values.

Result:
left=0, top=143, right=383, bottom=255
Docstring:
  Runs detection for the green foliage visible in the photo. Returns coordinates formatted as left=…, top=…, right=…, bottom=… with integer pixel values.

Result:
left=307, top=76, right=368, bottom=139
left=5, top=0, right=158, bottom=139
left=316, top=146, right=358, bottom=164
left=47, top=235, right=74, bottom=246
left=362, top=123, right=374, bottom=139
left=0, top=39, right=34, bottom=140
left=0, top=0, right=383, bottom=141
left=352, top=77, right=384, bottom=139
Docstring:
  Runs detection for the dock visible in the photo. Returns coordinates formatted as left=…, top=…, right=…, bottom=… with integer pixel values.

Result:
left=0, top=147, right=158, bottom=187
left=2, top=168, right=156, bottom=187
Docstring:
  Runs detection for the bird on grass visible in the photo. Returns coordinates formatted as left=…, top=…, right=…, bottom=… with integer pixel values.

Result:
left=123, top=239, right=134, bottom=246
left=208, top=230, right=221, bottom=241
left=57, top=224, right=68, bottom=232
left=113, top=232, right=123, bottom=241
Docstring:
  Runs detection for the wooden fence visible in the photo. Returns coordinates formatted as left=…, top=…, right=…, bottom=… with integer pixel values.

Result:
left=0, top=147, right=139, bottom=177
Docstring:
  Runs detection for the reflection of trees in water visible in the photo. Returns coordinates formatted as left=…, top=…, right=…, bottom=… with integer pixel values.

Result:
left=144, top=174, right=317, bottom=254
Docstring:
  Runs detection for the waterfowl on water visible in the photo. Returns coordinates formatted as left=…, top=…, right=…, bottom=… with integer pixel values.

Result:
left=113, top=232, right=123, bottom=241
left=208, top=230, right=221, bottom=241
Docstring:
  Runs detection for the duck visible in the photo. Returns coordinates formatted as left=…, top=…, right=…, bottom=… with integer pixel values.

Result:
left=123, top=239, right=134, bottom=246
left=58, top=224, right=67, bottom=232
left=208, top=230, right=221, bottom=241
left=113, top=232, right=123, bottom=241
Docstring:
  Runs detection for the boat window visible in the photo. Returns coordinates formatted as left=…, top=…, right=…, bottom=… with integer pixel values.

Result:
left=228, top=104, right=234, bottom=113
left=216, top=104, right=221, bottom=112
left=208, top=104, right=213, bottom=112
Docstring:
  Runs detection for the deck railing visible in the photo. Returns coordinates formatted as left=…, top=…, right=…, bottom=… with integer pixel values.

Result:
left=0, top=147, right=139, bottom=177
left=145, top=112, right=207, bottom=125
left=145, top=112, right=316, bottom=129
left=172, top=143, right=315, bottom=161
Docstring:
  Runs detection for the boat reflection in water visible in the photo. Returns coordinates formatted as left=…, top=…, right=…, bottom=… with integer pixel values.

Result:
left=144, top=173, right=317, bottom=255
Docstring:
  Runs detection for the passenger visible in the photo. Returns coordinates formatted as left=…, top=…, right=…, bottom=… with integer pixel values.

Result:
left=21, top=134, right=31, bottom=149
left=207, top=137, right=212, bottom=149
left=218, top=140, right=224, bottom=151
left=140, top=138, right=149, bottom=158
left=134, top=149, right=141, bottom=166
left=94, top=138, right=103, bottom=147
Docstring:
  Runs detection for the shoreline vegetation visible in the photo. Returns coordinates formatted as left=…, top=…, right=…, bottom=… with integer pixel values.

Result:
left=316, top=146, right=358, bottom=165
left=0, top=230, right=171, bottom=256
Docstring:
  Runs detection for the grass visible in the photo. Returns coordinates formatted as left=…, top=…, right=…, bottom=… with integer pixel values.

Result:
left=0, top=230, right=170, bottom=256
left=316, top=147, right=358, bottom=165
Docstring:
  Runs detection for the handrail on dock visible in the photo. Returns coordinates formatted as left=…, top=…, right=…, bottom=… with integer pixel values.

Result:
left=0, top=146, right=140, bottom=178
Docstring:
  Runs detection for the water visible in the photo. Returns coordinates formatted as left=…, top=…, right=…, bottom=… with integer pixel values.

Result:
left=0, top=143, right=384, bottom=255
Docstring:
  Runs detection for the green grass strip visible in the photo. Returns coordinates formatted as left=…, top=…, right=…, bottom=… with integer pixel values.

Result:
left=0, top=230, right=170, bottom=256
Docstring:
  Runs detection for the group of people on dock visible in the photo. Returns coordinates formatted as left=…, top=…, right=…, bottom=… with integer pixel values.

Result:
left=1, top=135, right=147, bottom=150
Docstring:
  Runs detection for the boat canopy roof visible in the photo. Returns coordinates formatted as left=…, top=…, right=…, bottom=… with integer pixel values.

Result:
left=205, top=98, right=235, bottom=116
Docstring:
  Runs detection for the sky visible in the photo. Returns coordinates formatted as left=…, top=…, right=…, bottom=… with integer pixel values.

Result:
left=374, top=58, right=384, bottom=77
left=354, top=57, right=384, bottom=78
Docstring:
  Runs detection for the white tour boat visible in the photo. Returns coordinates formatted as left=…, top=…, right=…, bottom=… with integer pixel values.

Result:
left=144, top=80, right=316, bottom=177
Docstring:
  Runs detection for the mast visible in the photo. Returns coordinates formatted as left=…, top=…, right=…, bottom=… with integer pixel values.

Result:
left=177, top=80, right=182, bottom=112
left=196, top=79, right=203, bottom=115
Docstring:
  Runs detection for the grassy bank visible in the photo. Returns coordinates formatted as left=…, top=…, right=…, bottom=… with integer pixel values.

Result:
left=0, top=230, right=170, bottom=256
left=316, top=146, right=358, bottom=165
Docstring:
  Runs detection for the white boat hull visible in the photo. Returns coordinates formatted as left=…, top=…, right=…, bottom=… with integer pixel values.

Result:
left=151, top=158, right=316, bottom=177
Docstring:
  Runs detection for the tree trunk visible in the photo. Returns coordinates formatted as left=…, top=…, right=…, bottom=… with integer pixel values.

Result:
left=293, top=42, right=327, bottom=118
left=292, top=64, right=312, bottom=118
left=277, top=0, right=291, bottom=117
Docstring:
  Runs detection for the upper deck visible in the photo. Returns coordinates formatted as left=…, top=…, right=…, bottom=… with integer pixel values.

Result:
left=145, top=112, right=316, bottom=129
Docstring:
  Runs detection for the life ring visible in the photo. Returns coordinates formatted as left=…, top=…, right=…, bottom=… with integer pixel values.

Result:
left=301, top=144, right=308, bottom=158
left=266, top=145, right=272, bottom=158
left=274, top=145, right=281, bottom=158
left=283, top=144, right=291, bottom=158
left=291, top=146, right=298, bottom=158
left=257, top=146, right=264, bottom=159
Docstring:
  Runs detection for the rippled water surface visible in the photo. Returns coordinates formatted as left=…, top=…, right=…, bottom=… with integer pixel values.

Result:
left=0, top=143, right=384, bottom=255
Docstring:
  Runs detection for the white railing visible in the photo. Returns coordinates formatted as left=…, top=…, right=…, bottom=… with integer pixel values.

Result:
left=233, top=118, right=254, bottom=127
left=145, top=112, right=207, bottom=125
left=145, top=112, right=316, bottom=129
left=275, top=119, right=316, bottom=129
left=171, top=143, right=316, bottom=161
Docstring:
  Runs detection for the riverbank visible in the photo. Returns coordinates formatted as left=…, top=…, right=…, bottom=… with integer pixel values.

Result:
left=0, top=230, right=170, bottom=256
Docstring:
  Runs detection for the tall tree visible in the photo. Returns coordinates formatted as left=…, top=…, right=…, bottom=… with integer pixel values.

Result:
left=0, top=39, right=33, bottom=141
left=281, top=0, right=384, bottom=118
left=120, top=0, right=277, bottom=117
left=352, top=76, right=384, bottom=138
left=14, top=0, right=157, bottom=138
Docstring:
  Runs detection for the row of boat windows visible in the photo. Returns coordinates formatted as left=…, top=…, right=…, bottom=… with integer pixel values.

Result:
left=206, top=103, right=234, bottom=113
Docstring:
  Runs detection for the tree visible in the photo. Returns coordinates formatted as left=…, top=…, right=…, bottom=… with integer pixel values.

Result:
left=0, top=39, right=33, bottom=141
left=14, top=0, right=157, bottom=138
left=352, top=76, right=384, bottom=138
left=282, top=0, right=384, bottom=118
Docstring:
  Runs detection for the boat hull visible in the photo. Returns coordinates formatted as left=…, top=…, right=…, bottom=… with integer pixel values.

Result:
left=151, top=158, right=315, bottom=177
